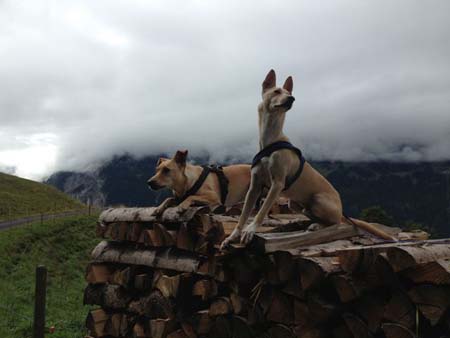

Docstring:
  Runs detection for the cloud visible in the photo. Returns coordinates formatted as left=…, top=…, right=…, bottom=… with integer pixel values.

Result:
left=0, top=0, right=449, bottom=179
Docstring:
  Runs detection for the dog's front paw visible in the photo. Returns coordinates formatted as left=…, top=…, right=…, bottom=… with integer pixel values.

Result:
left=154, top=206, right=166, bottom=216
left=240, top=223, right=257, bottom=245
left=220, top=228, right=241, bottom=251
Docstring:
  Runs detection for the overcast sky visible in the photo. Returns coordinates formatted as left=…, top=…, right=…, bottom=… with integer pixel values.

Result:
left=1, top=0, right=449, bottom=180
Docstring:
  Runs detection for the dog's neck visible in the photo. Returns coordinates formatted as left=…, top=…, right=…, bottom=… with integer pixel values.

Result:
left=258, top=109, right=290, bottom=149
left=172, top=163, right=202, bottom=198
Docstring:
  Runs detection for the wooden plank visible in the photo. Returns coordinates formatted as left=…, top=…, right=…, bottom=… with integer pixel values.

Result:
left=252, top=223, right=361, bottom=253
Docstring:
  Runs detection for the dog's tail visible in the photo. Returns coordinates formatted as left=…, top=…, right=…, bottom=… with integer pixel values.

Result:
left=344, top=215, right=398, bottom=242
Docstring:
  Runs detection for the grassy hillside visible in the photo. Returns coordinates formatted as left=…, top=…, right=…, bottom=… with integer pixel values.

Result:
left=0, top=215, right=98, bottom=338
left=0, top=173, right=85, bottom=221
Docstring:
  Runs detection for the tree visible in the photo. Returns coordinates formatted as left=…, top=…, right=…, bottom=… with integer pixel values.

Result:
left=359, top=206, right=395, bottom=226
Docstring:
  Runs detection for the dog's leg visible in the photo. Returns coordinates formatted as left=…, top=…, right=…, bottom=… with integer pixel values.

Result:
left=220, top=173, right=262, bottom=249
left=154, top=197, right=176, bottom=215
left=240, top=180, right=284, bottom=244
left=178, top=195, right=217, bottom=210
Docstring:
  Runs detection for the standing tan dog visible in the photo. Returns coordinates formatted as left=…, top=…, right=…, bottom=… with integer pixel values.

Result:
left=221, top=70, right=395, bottom=249
left=148, top=150, right=251, bottom=214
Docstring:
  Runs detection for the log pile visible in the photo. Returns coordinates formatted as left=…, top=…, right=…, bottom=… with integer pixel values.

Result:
left=85, top=204, right=450, bottom=338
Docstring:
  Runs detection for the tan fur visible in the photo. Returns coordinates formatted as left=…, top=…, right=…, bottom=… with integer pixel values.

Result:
left=221, top=70, right=396, bottom=248
left=148, top=150, right=251, bottom=214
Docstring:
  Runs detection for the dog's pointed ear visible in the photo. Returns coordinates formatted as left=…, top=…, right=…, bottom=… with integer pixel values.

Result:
left=157, top=157, right=168, bottom=166
left=283, top=76, right=293, bottom=94
left=262, top=69, right=276, bottom=93
left=174, top=150, right=188, bottom=167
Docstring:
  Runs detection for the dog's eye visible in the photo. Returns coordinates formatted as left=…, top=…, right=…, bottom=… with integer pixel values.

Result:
left=273, top=89, right=281, bottom=94
left=162, top=167, right=171, bottom=174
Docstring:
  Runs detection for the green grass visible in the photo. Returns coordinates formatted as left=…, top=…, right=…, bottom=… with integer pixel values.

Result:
left=0, top=215, right=99, bottom=338
left=0, top=173, right=85, bottom=221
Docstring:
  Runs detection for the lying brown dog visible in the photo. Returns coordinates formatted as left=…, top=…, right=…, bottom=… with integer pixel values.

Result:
left=148, top=150, right=251, bottom=214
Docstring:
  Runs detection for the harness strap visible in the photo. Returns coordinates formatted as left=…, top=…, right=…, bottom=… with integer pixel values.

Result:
left=251, top=141, right=306, bottom=191
left=175, top=165, right=229, bottom=205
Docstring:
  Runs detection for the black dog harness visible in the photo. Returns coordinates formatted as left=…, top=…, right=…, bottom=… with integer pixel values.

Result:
left=175, top=165, right=229, bottom=205
left=252, top=141, right=306, bottom=191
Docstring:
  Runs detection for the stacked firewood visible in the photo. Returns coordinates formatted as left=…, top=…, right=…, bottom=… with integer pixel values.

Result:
left=84, top=204, right=450, bottom=338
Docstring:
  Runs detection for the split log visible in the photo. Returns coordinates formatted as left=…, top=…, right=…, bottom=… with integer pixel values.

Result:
left=297, top=256, right=341, bottom=290
left=190, top=310, right=211, bottom=335
left=383, top=291, right=416, bottom=330
left=84, top=284, right=131, bottom=309
left=387, top=244, right=450, bottom=272
left=332, top=325, right=352, bottom=338
left=209, top=316, right=253, bottom=338
left=96, top=222, right=107, bottom=238
left=192, top=279, right=218, bottom=301
left=154, top=223, right=176, bottom=246
left=209, top=297, right=233, bottom=316
left=372, top=252, right=399, bottom=287
left=91, top=241, right=201, bottom=273
left=408, top=284, right=450, bottom=325
left=331, top=275, right=367, bottom=303
left=104, top=313, right=128, bottom=337
left=274, top=251, right=296, bottom=283
left=266, top=291, right=294, bottom=325
left=268, top=324, right=296, bottom=338
left=381, top=323, right=416, bottom=338
left=230, top=293, right=244, bottom=315
left=293, top=326, right=327, bottom=338
left=342, top=313, right=373, bottom=338
left=111, top=266, right=133, bottom=287
left=134, top=273, right=152, bottom=291
left=110, top=222, right=128, bottom=241
left=85, top=263, right=113, bottom=284
left=153, top=272, right=181, bottom=298
left=133, top=322, right=146, bottom=338
left=177, top=224, right=194, bottom=251
left=306, top=294, right=337, bottom=324
left=402, top=259, right=450, bottom=285
left=127, top=222, right=143, bottom=242
left=150, top=318, right=176, bottom=338
left=294, top=300, right=311, bottom=326
left=167, top=329, right=189, bottom=338
left=86, top=309, right=108, bottom=337
left=253, top=223, right=361, bottom=253
left=353, top=293, right=385, bottom=333
left=129, top=290, right=174, bottom=318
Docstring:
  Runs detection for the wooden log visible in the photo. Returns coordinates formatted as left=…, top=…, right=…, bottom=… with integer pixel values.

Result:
left=230, top=293, right=244, bottom=315
left=129, top=290, right=174, bottom=318
left=154, top=223, right=176, bottom=246
left=177, top=224, right=194, bottom=251
left=209, top=297, right=233, bottom=317
left=91, top=241, right=201, bottom=273
left=134, top=273, right=152, bottom=291
left=253, top=223, right=361, bottom=253
left=99, top=206, right=208, bottom=223
left=153, top=272, right=181, bottom=298
left=332, top=325, right=352, bottom=338
left=84, top=284, right=131, bottom=309
left=266, top=291, right=294, bottom=325
left=133, top=322, right=146, bottom=338
left=86, top=309, right=108, bottom=337
left=293, top=326, right=327, bottom=338
left=167, top=329, right=189, bottom=338
left=150, top=318, right=176, bottom=338
left=191, top=310, right=211, bottom=335
left=128, top=222, right=143, bottom=242
left=381, top=323, right=416, bottom=338
left=110, top=222, right=128, bottom=241
left=372, top=252, right=399, bottom=287
left=342, top=313, right=373, bottom=338
left=383, top=291, right=415, bottom=330
left=401, top=259, right=450, bottom=285
left=85, top=263, right=113, bottom=284
left=268, top=324, right=296, bottom=338
left=353, top=293, right=386, bottom=333
left=110, top=266, right=133, bottom=287
left=105, top=313, right=128, bottom=337
left=387, top=244, right=450, bottom=272
left=274, top=251, right=296, bottom=283
left=192, top=279, right=218, bottom=301
left=408, top=284, right=450, bottom=326
left=297, top=256, right=341, bottom=290
left=96, top=222, right=107, bottom=238
left=331, top=275, right=367, bottom=303
left=306, top=294, right=337, bottom=324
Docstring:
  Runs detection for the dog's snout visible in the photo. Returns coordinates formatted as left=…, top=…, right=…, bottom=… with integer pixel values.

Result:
left=287, top=96, right=295, bottom=103
left=148, top=180, right=161, bottom=190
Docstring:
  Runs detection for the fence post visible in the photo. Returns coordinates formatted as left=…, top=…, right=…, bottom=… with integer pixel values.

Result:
left=33, top=265, right=47, bottom=338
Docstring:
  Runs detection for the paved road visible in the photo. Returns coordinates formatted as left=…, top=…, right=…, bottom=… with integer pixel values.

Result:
left=0, top=209, right=90, bottom=231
